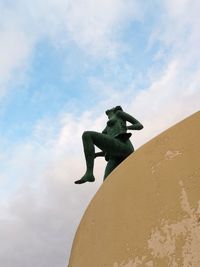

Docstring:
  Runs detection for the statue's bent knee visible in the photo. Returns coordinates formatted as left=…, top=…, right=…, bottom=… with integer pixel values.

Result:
left=82, top=131, right=96, bottom=139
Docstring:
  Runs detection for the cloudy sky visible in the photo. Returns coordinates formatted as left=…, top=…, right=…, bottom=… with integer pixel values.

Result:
left=0, top=0, right=199, bottom=266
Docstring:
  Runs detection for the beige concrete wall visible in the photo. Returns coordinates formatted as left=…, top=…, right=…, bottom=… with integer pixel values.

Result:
left=68, top=111, right=200, bottom=267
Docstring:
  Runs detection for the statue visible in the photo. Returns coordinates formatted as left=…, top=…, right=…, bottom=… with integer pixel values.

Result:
left=74, top=106, right=143, bottom=184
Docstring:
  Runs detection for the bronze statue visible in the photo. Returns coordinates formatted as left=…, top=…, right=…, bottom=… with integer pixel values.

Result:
left=75, top=106, right=143, bottom=184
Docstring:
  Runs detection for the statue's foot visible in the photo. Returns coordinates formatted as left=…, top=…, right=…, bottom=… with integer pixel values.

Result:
left=74, top=174, right=95, bottom=184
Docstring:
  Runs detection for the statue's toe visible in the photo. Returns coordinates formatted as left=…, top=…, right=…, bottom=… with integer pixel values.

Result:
left=74, top=178, right=86, bottom=184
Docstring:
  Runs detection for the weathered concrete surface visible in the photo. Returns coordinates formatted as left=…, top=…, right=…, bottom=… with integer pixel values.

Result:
left=68, top=111, right=200, bottom=267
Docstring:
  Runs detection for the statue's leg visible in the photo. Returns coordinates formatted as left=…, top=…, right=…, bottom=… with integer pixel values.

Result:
left=75, top=131, right=133, bottom=184
left=74, top=131, right=96, bottom=184
left=104, top=158, right=123, bottom=181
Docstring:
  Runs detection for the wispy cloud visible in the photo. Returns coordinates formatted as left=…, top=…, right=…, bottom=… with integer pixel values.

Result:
left=0, top=111, right=105, bottom=266
left=0, top=0, right=199, bottom=266
left=0, top=0, right=142, bottom=100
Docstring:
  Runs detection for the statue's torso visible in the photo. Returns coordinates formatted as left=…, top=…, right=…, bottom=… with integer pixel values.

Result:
left=105, top=114, right=127, bottom=138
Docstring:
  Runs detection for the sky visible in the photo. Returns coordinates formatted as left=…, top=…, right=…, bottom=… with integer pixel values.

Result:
left=0, top=0, right=199, bottom=266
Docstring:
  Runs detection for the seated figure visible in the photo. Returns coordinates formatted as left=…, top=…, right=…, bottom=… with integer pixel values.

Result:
left=75, top=106, right=143, bottom=184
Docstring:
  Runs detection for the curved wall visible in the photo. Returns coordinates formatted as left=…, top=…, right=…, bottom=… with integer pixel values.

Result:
left=68, top=111, right=200, bottom=267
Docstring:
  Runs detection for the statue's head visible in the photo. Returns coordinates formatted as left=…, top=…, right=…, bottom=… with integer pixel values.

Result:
left=105, top=106, right=123, bottom=117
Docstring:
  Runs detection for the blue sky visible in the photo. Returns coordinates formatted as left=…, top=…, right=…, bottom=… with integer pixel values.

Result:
left=0, top=3, right=163, bottom=142
left=0, top=0, right=199, bottom=266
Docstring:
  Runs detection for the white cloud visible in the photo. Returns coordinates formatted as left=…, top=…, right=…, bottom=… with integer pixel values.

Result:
left=64, top=0, right=141, bottom=57
left=85, top=0, right=200, bottom=147
left=0, top=1, right=200, bottom=266
left=131, top=2, right=200, bottom=146
left=0, top=0, right=141, bottom=99
left=0, top=110, right=106, bottom=266
left=0, top=17, right=34, bottom=98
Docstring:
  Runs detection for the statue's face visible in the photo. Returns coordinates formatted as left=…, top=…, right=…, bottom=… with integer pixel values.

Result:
left=108, top=111, right=115, bottom=119
left=106, top=108, right=115, bottom=118
left=106, top=106, right=122, bottom=118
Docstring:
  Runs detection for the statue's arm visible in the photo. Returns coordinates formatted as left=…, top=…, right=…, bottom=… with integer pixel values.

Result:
left=117, top=110, right=143, bottom=130
left=102, top=126, right=107, bottom=134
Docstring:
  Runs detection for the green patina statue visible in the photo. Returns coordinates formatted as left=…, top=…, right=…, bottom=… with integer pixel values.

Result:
left=75, top=106, right=143, bottom=184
